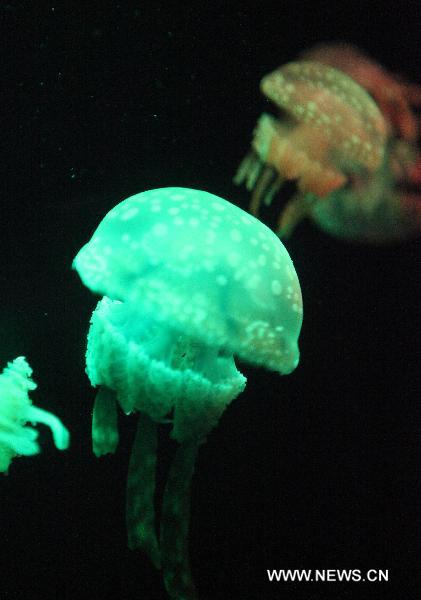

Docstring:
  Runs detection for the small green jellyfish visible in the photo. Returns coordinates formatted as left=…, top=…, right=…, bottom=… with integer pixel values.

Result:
left=0, top=357, right=70, bottom=472
left=73, top=187, right=303, bottom=599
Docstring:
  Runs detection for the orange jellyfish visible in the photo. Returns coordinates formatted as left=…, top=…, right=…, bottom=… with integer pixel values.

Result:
left=296, top=44, right=421, bottom=242
left=234, top=60, right=387, bottom=236
left=301, top=43, right=421, bottom=143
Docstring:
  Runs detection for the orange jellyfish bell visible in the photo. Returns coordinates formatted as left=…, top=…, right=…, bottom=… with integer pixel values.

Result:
left=301, top=43, right=421, bottom=143
left=234, top=60, right=388, bottom=236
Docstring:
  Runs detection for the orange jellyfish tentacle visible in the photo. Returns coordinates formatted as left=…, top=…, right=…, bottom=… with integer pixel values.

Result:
left=249, top=166, right=276, bottom=215
left=232, top=151, right=256, bottom=187
left=277, top=193, right=317, bottom=238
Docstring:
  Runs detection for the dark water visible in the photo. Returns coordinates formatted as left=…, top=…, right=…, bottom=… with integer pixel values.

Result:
left=1, top=3, right=420, bottom=599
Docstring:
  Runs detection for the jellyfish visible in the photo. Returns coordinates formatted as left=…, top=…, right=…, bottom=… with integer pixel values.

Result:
left=73, top=187, right=303, bottom=599
left=0, top=356, right=70, bottom=473
left=301, top=43, right=421, bottom=142
left=234, top=60, right=387, bottom=236
left=291, top=44, right=421, bottom=242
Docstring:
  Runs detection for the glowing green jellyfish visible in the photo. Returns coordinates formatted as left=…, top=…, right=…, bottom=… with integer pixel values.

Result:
left=73, top=187, right=303, bottom=599
left=0, top=357, right=70, bottom=472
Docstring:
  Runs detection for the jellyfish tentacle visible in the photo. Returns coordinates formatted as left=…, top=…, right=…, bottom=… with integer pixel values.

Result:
left=233, top=151, right=255, bottom=186
left=25, top=405, right=70, bottom=451
left=126, top=411, right=161, bottom=569
left=262, top=177, right=282, bottom=207
left=277, top=193, right=316, bottom=238
left=92, top=386, right=119, bottom=456
left=249, top=165, right=276, bottom=215
left=161, top=441, right=199, bottom=600
left=245, top=157, right=264, bottom=191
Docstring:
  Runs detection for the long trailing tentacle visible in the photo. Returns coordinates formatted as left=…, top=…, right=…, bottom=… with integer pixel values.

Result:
left=92, top=386, right=119, bottom=456
left=126, top=412, right=161, bottom=569
left=161, top=441, right=199, bottom=600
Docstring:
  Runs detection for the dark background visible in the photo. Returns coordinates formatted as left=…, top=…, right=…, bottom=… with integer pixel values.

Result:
left=1, top=2, right=420, bottom=599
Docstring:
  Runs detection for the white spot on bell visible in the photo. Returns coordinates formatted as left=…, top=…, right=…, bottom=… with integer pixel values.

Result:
left=152, top=223, right=168, bottom=236
left=120, top=207, right=139, bottom=221
left=271, top=280, right=282, bottom=295
left=230, top=228, right=242, bottom=242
